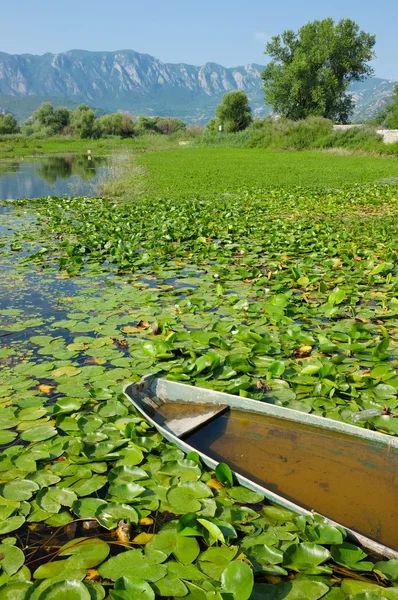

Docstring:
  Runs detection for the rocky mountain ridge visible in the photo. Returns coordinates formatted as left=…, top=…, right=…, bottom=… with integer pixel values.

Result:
left=0, top=49, right=396, bottom=122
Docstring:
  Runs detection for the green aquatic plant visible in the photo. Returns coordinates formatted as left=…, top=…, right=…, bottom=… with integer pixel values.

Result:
left=0, top=183, right=398, bottom=597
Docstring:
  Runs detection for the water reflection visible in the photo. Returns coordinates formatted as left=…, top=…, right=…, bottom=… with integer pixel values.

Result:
left=0, top=155, right=109, bottom=200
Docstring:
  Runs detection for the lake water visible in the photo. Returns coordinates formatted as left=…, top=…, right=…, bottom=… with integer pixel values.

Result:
left=0, top=155, right=109, bottom=200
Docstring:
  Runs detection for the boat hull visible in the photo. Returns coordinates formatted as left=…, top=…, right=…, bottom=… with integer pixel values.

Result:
left=124, top=376, right=398, bottom=559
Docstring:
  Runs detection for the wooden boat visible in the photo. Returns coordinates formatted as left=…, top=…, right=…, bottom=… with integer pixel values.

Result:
left=124, top=375, right=398, bottom=559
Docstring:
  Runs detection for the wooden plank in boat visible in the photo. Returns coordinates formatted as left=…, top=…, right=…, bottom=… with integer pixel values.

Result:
left=159, top=402, right=229, bottom=438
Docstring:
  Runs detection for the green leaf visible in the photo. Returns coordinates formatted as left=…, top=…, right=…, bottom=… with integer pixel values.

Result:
left=215, top=463, right=233, bottom=487
left=0, top=431, right=17, bottom=445
left=275, top=579, right=330, bottom=599
left=374, top=559, right=398, bottom=582
left=108, top=482, right=146, bottom=502
left=98, top=549, right=167, bottom=582
left=72, top=498, right=107, bottom=519
left=263, top=506, right=297, bottom=522
left=248, top=543, right=284, bottom=566
left=52, top=366, right=82, bottom=378
left=331, top=543, right=374, bottom=572
left=153, top=575, right=188, bottom=597
left=54, top=398, right=82, bottom=414
left=341, top=579, right=398, bottom=598
left=160, top=459, right=201, bottom=482
left=20, top=425, right=57, bottom=442
left=227, top=487, right=264, bottom=504
left=95, top=503, right=139, bottom=529
left=198, top=546, right=238, bottom=580
left=197, top=518, right=225, bottom=544
left=70, top=475, right=107, bottom=497
left=167, top=481, right=213, bottom=513
left=0, top=544, right=25, bottom=575
left=110, top=577, right=154, bottom=600
left=347, top=594, right=389, bottom=600
left=115, top=445, right=144, bottom=466
left=283, top=542, right=331, bottom=573
left=372, top=415, right=398, bottom=435
left=0, top=582, right=32, bottom=600
left=267, top=361, right=286, bottom=378
left=84, top=583, right=106, bottom=600
left=108, top=466, right=149, bottom=484
left=1, top=480, right=39, bottom=501
left=59, top=538, right=110, bottom=568
left=148, top=527, right=200, bottom=565
left=373, top=337, right=390, bottom=358
left=37, top=580, right=91, bottom=600
left=221, top=561, right=254, bottom=600
left=33, top=559, right=79, bottom=580
left=0, top=515, right=25, bottom=534
left=328, top=287, right=346, bottom=305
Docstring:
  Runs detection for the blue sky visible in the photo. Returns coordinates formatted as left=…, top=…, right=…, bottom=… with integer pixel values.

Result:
left=3, top=0, right=397, bottom=78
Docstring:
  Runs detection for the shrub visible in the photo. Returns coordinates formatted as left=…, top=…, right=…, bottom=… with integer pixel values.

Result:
left=317, top=127, right=383, bottom=150
left=247, top=117, right=333, bottom=149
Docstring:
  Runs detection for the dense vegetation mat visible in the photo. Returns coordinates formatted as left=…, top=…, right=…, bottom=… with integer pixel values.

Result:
left=0, top=184, right=398, bottom=598
left=140, top=148, right=398, bottom=194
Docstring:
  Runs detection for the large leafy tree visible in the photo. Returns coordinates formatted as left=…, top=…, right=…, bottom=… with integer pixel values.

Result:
left=94, top=113, right=135, bottom=138
left=31, top=103, right=71, bottom=135
left=262, top=18, right=376, bottom=123
left=71, top=105, right=95, bottom=138
left=215, top=91, right=253, bottom=132
left=0, top=113, right=19, bottom=134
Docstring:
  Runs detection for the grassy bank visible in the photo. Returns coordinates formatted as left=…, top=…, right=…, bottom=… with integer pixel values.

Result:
left=0, top=134, right=182, bottom=159
left=138, top=147, right=398, bottom=197
left=1, top=166, right=398, bottom=595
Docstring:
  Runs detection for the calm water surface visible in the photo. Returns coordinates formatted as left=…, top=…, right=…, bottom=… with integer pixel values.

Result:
left=185, top=409, right=398, bottom=550
left=0, top=155, right=109, bottom=199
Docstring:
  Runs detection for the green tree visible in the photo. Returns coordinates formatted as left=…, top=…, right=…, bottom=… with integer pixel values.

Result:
left=53, top=107, right=71, bottom=133
left=134, top=115, right=160, bottom=135
left=215, top=91, right=253, bottom=132
left=156, top=117, right=186, bottom=135
left=71, top=105, right=95, bottom=138
left=30, top=103, right=71, bottom=135
left=32, top=102, right=55, bottom=128
left=0, top=113, right=19, bottom=134
left=262, top=18, right=376, bottom=123
left=94, top=113, right=135, bottom=137
left=385, top=86, right=398, bottom=129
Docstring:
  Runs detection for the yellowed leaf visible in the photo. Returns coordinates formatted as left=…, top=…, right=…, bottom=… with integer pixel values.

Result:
left=95, top=357, right=107, bottom=365
left=139, top=517, right=154, bottom=526
left=86, top=569, right=100, bottom=581
left=294, top=345, right=312, bottom=358
left=207, top=478, right=223, bottom=490
left=132, top=532, right=154, bottom=545
left=38, top=384, right=55, bottom=394
left=299, top=345, right=312, bottom=354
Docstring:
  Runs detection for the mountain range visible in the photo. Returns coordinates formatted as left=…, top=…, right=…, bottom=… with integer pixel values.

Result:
left=0, top=49, right=396, bottom=123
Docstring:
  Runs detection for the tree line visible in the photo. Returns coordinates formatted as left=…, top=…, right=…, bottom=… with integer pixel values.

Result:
left=209, top=18, right=396, bottom=134
left=1, top=18, right=397, bottom=137
left=0, top=103, right=187, bottom=138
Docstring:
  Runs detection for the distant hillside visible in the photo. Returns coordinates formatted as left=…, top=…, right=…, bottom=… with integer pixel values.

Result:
left=349, top=78, right=398, bottom=121
left=0, top=50, right=266, bottom=122
left=0, top=95, right=82, bottom=122
left=0, top=49, right=396, bottom=123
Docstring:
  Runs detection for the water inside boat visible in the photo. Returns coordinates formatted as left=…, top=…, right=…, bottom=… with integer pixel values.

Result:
left=180, top=408, right=398, bottom=550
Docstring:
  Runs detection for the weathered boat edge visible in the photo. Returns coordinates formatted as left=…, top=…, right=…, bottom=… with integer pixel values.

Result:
left=123, top=377, right=398, bottom=560
left=129, top=375, right=398, bottom=449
